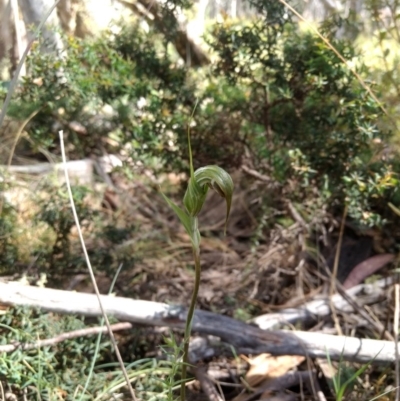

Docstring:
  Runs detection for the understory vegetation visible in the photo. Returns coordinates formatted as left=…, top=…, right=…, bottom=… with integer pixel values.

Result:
left=1, top=0, right=400, bottom=399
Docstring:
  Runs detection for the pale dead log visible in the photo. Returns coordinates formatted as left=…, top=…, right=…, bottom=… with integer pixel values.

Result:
left=0, top=154, right=122, bottom=184
left=252, top=277, right=394, bottom=330
left=0, top=159, right=94, bottom=185
left=0, top=281, right=396, bottom=364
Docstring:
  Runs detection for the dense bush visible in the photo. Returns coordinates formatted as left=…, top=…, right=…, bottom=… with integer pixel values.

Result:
left=207, top=18, right=398, bottom=225
left=0, top=185, right=19, bottom=272
left=6, top=0, right=399, bottom=229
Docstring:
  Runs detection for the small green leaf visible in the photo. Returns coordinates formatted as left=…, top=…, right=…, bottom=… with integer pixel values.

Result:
left=160, top=193, right=192, bottom=235
left=160, top=192, right=201, bottom=248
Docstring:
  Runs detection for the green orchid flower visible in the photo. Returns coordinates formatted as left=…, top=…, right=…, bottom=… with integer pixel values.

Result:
left=160, top=105, right=234, bottom=401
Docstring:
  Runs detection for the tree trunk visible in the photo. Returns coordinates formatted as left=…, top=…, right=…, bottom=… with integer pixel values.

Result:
left=0, top=0, right=21, bottom=78
left=17, top=0, right=64, bottom=54
left=56, top=0, right=77, bottom=35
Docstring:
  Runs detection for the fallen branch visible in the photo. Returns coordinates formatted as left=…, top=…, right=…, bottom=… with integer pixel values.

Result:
left=252, top=277, right=394, bottom=330
left=0, top=159, right=94, bottom=187
left=0, top=322, right=132, bottom=353
left=0, top=282, right=396, bottom=364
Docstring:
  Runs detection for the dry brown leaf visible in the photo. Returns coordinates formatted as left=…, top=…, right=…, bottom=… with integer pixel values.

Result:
left=0, top=303, right=9, bottom=315
left=241, top=354, right=305, bottom=388
left=317, top=358, right=336, bottom=380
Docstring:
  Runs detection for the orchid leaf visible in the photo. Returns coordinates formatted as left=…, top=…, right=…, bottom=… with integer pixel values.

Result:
left=160, top=193, right=191, bottom=236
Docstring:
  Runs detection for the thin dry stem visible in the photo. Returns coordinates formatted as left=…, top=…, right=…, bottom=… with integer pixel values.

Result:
left=59, top=131, right=137, bottom=401
left=193, top=366, right=224, bottom=401
left=0, top=380, right=4, bottom=401
left=0, top=322, right=132, bottom=353
left=329, top=205, right=348, bottom=336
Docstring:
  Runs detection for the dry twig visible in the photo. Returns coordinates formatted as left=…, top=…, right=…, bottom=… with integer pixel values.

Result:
left=194, top=366, right=224, bottom=401
left=0, top=322, right=132, bottom=353
left=59, top=131, right=137, bottom=401
left=252, top=277, right=394, bottom=330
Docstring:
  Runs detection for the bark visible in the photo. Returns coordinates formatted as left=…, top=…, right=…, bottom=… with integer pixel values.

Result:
left=56, top=0, right=77, bottom=34
left=0, top=281, right=397, bottom=364
left=0, top=0, right=22, bottom=76
left=0, top=0, right=12, bottom=71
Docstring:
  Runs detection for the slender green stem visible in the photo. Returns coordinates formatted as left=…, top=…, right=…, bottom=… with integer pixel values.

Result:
left=187, top=99, right=199, bottom=180
left=180, top=218, right=201, bottom=401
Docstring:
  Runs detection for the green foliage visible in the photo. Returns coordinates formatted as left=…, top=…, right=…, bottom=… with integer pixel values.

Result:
left=0, top=307, right=178, bottom=400
left=6, top=0, right=399, bottom=228
left=33, top=184, right=96, bottom=275
left=0, top=307, right=111, bottom=399
left=7, top=25, right=192, bottom=169
left=206, top=14, right=398, bottom=225
left=0, top=205, right=19, bottom=271
left=8, top=22, right=247, bottom=173
left=0, top=181, right=19, bottom=273
left=0, top=175, right=144, bottom=284
left=326, top=348, right=376, bottom=401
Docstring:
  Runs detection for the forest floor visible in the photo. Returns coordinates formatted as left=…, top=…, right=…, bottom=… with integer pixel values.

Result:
left=0, top=159, right=398, bottom=401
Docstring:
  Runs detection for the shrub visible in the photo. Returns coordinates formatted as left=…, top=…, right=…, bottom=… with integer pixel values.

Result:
left=206, top=12, right=398, bottom=225
left=6, top=2, right=398, bottom=227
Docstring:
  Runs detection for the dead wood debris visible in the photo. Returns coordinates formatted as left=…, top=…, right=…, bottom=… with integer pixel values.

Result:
left=0, top=322, right=132, bottom=353
left=0, top=282, right=397, bottom=365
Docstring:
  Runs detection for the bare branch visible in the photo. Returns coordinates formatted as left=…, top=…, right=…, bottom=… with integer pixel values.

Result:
left=0, top=281, right=398, bottom=364
left=252, top=277, right=394, bottom=330
left=0, top=322, right=132, bottom=353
